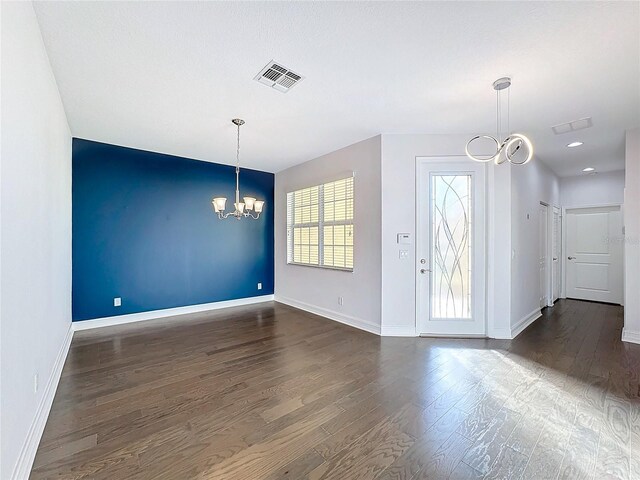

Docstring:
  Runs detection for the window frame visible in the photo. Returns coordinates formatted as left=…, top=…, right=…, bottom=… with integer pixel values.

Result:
left=286, top=175, right=354, bottom=272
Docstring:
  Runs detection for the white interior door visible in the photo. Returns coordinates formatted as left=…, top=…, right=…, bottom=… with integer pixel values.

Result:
left=417, top=158, right=486, bottom=336
left=539, top=203, right=549, bottom=308
left=566, top=206, right=623, bottom=304
left=552, top=207, right=561, bottom=303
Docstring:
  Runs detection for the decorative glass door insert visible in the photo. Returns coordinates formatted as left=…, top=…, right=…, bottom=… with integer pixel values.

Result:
left=430, top=174, right=472, bottom=319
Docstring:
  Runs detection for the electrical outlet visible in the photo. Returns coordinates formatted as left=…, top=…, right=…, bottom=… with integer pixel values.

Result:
left=114, top=297, right=122, bottom=307
left=338, top=296, right=343, bottom=306
left=257, top=283, right=262, bottom=290
left=34, top=373, right=38, bottom=393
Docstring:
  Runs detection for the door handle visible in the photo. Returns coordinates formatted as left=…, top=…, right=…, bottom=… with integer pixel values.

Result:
left=568, top=256, right=576, bottom=260
left=420, top=268, right=430, bottom=274
left=553, top=257, right=558, bottom=261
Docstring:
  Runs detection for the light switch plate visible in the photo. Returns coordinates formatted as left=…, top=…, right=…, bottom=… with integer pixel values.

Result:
left=114, top=297, right=122, bottom=307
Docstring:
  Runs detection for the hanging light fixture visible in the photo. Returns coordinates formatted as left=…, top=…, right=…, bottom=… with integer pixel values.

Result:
left=212, top=119, right=265, bottom=220
left=465, top=77, right=533, bottom=165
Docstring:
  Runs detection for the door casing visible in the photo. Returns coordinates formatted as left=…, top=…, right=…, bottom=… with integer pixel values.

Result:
left=551, top=206, right=561, bottom=303
left=540, top=203, right=550, bottom=308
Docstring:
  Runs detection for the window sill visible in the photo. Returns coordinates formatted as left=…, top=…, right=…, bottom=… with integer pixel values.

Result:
left=286, top=262, right=353, bottom=273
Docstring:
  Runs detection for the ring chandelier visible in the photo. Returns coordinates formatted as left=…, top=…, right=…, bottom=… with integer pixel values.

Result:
left=465, top=77, right=533, bottom=165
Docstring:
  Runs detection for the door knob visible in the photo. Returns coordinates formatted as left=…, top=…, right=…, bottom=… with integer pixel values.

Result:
left=568, top=256, right=576, bottom=260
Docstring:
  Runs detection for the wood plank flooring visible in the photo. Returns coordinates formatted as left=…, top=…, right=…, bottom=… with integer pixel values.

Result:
left=30, top=299, right=640, bottom=479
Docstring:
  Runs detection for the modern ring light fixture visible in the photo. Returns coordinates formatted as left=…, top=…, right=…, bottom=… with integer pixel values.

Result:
left=465, top=77, right=534, bottom=165
left=212, top=119, right=265, bottom=220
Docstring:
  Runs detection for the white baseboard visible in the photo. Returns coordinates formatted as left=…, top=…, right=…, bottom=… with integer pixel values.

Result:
left=622, top=328, right=640, bottom=344
left=73, top=295, right=275, bottom=331
left=511, top=308, right=542, bottom=339
left=275, top=296, right=381, bottom=335
left=489, top=328, right=513, bottom=340
left=12, top=324, right=73, bottom=479
left=380, top=325, right=418, bottom=337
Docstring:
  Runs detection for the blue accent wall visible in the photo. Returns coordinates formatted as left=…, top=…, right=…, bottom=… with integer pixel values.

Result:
left=72, top=138, right=274, bottom=321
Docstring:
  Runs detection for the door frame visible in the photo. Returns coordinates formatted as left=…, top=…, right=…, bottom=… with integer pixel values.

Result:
left=540, top=202, right=551, bottom=308
left=415, top=156, right=488, bottom=337
left=560, top=202, right=623, bottom=301
left=551, top=206, right=562, bottom=304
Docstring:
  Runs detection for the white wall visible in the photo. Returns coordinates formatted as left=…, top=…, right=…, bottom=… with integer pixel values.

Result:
left=560, top=170, right=625, bottom=208
left=380, top=134, right=512, bottom=337
left=623, top=128, right=640, bottom=344
left=274, top=136, right=382, bottom=333
left=275, top=134, right=563, bottom=341
left=510, top=159, right=560, bottom=329
left=1, top=3, right=72, bottom=478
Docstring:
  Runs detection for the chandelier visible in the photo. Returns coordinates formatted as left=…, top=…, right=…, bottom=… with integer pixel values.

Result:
left=465, top=77, right=533, bottom=165
left=212, top=119, right=265, bottom=220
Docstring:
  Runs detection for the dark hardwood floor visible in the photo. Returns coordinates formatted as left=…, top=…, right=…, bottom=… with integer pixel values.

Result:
left=31, top=299, right=640, bottom=479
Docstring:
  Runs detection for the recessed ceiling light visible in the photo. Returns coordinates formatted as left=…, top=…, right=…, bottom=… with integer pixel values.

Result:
left=567, top=142, right=583, bottom=148
left=583, top=167, right=595, bottom=172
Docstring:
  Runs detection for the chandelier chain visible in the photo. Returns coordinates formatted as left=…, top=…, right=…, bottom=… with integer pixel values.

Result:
left=236, top=122, right=240, bottom=174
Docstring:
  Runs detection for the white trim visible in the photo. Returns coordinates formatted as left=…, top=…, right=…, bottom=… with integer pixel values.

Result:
left=419, top=333, right=486, bottom=338
left=73, top=295, right=275, bottom=331
left=489, top=328, right=513, bottom=340
left=563, top=202, right=622, bottom=211
left=550, top=205, right=562, bottom=304
left=275, top=296, right=381, bottom=335
left=381, top=325, right=418, bottom=337
left=511, top=308, right=542, bottom=339
left=12, top=324, right=73, bottom=480
left=622, top=328, right=640, bottom=344
left=540, top=202, right=551, bottom=308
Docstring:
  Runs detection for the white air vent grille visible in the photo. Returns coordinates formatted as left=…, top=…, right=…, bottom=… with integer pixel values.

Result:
left=552, top=117, right=593, bottom=135
left=254, top=61, right=304, bottom=93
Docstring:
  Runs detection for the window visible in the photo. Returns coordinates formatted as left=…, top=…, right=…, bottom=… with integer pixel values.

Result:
left=287, top=176, right=354, bottom=270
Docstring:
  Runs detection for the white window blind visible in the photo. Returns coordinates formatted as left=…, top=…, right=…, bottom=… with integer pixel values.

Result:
left=287, top=176, right=354, bottom=271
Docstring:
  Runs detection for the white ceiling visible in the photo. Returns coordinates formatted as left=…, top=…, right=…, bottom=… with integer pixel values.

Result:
left=33, top=1, right=639, bottom=176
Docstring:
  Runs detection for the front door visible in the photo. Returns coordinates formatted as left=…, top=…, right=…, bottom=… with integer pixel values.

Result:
left=566, top=206, right=623, bottom=304
left=417, top=158, right=486, bottom=336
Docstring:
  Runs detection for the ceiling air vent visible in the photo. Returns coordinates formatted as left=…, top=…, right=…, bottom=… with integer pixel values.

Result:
left=551, top=117, right=593, bottom=135
left=254, top=61, right=304, bottom=93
